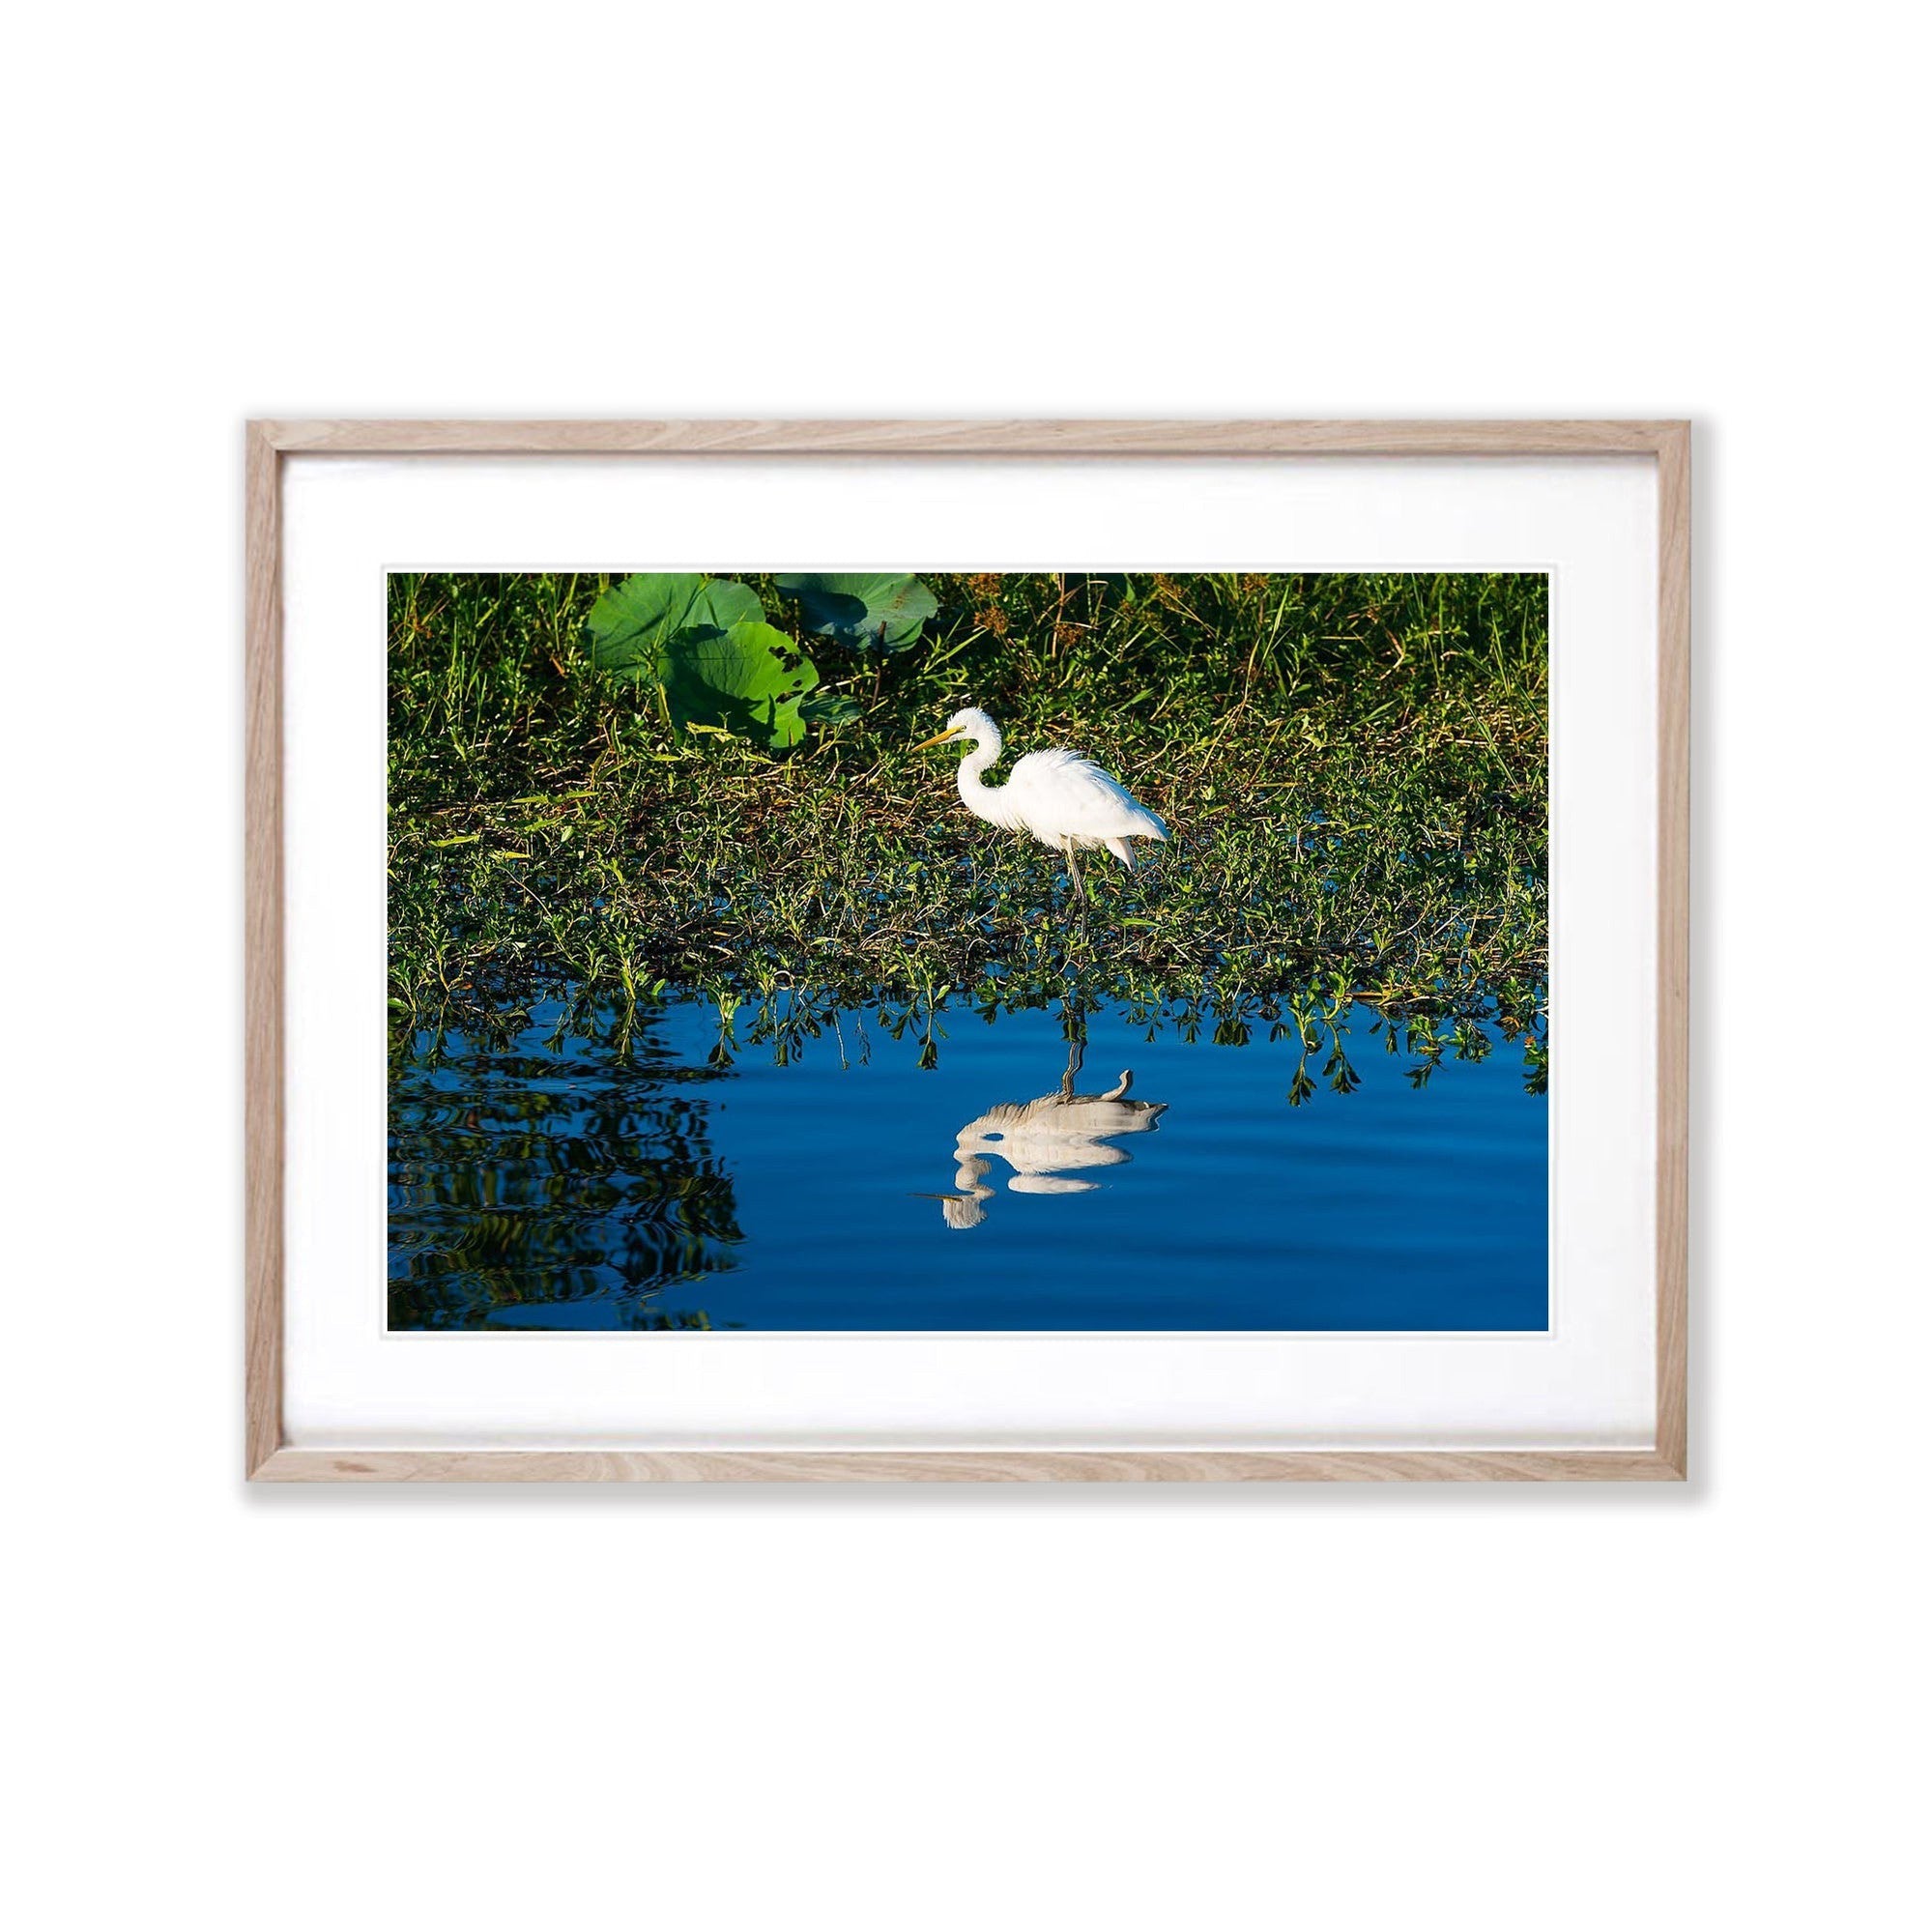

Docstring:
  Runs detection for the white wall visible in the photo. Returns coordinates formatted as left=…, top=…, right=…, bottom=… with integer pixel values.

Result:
left=7, top=7, right=1924, bottom=1929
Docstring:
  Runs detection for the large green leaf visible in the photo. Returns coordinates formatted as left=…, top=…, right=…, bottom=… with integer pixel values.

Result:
left=588, top=573, right=764, bottom=679
left=797, top=690, right=862, bottom=727
left=776, top=571, right=937, bottom=653
left=659, top=620, right=819, bottom=750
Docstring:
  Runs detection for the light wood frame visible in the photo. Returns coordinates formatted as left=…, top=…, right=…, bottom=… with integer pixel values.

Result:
left=246, top=418, right=1689, bottom=1483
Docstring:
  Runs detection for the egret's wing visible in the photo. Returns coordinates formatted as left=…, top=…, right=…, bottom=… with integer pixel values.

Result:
left=1006, top=748, right=1168, bottom=841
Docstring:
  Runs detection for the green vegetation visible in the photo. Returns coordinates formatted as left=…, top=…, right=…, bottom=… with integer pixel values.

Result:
left=389, top=569, right=1548, bottom=1080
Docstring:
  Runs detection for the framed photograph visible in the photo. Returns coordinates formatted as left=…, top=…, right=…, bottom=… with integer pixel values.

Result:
left=247, top=419, right=1687, bottom=1482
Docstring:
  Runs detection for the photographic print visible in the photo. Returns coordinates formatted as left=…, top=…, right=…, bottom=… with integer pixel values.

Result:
left=389, top=568, right=1549, bottom=1332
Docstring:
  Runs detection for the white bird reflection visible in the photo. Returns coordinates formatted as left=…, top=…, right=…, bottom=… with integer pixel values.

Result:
left=923, top=1036, right=1168, bottom=1228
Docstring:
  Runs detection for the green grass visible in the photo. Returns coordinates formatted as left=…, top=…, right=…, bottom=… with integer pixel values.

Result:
left=389, top=570, right=1548, bottom=1074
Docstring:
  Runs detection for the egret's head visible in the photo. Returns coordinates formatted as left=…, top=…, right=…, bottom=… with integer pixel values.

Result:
left=911, top=706, right=996, bottom=753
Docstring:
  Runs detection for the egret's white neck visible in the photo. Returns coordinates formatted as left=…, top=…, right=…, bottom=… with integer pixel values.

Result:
left=958, top=719, right=1002, bottom=782
left=956, top=722, right=1017, bottom=826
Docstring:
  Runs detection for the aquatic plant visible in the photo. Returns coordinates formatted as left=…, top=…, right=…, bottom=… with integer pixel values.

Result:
left=776, top=570, right=937, bottom=653
left=389, top=568, right=1549, bottom=1076
left=587, top=571, right=827, bottom=750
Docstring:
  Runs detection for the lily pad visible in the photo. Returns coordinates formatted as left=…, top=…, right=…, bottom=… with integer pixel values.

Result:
left=776, top=571, right=937, bottom=653
left=659, top=620, right=820, bottom=750
left=797, top=691, right=863, bottom=727
left=588, top=573, right=764, bottom=679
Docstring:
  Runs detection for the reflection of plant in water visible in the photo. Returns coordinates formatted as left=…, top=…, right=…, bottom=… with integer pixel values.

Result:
left=388, top=978, right=1548, bottom=1332
left=706, top=988, right=742, bottom=1068
left=400, top=966, right=1547, bottom=1110
left=388, top=1002, right=743, bottom=1330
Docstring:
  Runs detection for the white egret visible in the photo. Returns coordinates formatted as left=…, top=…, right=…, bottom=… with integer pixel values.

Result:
left=910, top=706, right=1168, bottom=904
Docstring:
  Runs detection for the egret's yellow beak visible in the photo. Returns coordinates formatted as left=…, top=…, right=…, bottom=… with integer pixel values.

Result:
left=910, top=725, right=966, bottom=752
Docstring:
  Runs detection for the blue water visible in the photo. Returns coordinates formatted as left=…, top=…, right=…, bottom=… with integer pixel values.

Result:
left=389, top=995, right=1547, bottom=1330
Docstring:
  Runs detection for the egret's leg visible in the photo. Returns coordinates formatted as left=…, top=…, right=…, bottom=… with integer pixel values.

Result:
left=1060, top=1030, right=1086, bottom=1102
left=1063, top=839, right=1086, bottom=907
